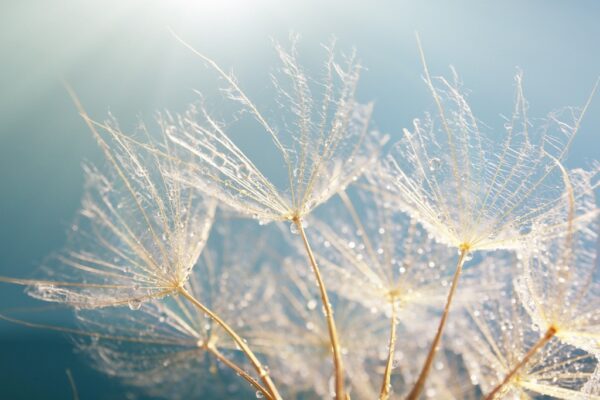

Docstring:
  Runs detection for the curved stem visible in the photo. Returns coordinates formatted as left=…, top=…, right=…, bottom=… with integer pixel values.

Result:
left=406, top=248, right=468, bottom=400
left=379, top=300, right=398, bottom=400
left=207, top=345, right=273, bottom=400
left=65, top=369, right=79, bottom=400
left=484, top=326, right=557, bottom=400
left=178, top=287, right=282, bottom=400
left=294, top=217, right=345, bottom=400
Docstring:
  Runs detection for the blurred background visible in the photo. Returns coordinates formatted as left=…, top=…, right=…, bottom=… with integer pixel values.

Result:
left=1, top=0, right=599, bottom=398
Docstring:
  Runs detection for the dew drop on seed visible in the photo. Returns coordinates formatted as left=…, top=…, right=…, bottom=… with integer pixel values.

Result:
left=128, top=299, right=142, bottom=310
left=429, top=157, right=441, bottom=172
left=306, top=299, right=318, bottom=310
left=290, top=223, right=299, bottom=235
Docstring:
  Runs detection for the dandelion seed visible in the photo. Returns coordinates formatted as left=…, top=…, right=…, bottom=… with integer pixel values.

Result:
left=455, top=282, right=598, bottom=399
left=166, top=35, right=385, bottom=224
left=378, top=57, right=598, bottom=254
left=385, top=84, right=593, bottom=255
left=164, top=34, right=387, bottom=398
left=74, top=218, right=282, bottom=400
left=2, top=108, right=216, bottom=309
left=516, top=165, right=600, bottom=356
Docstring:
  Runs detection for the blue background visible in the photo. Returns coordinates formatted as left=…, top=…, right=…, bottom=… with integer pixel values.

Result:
left=1, top=1, right=599, bottom=398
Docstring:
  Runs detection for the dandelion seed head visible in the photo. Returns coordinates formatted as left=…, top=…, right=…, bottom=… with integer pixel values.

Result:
left=73, top=217, right=279, bottom=399
left=455, top=282, right=598, bottom=398
left=377, top=69, right=595, bottom=254
left=309, top=186, right=505, bottom=315
left=26, top=123, right=216, bottom=309
left=515, top=166, right=600, bottom=355
left=164, top=37, right=386, bottom=225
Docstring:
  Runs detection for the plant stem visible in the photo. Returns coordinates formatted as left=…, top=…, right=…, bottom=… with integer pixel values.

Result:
left=379, top=300, right=398, bottom=400
left=66, top=369, right=79, bottom=400
left=484, top=326, right=557, bottom=400
left=179, top=287, right=282, bottom=400
left=406, top=248, right=468, bottom=400
left=294, top=217, right=345, bottom=400
left=207, top=345, right=273, bottom=400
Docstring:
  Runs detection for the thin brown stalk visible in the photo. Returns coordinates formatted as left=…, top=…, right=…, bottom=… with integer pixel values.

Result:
left=207, top=344, right=273, bottom=400
left=379, top=299, right=398, bottom=400
left=294, top=217, right=346, bottom=400
left=406, top=247, right=468, bottom=400
left=484, top=326, right=557, bottom=400
left=178, top=287, right=282, bottom=400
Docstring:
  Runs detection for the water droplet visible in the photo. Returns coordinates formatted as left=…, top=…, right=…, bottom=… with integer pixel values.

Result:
left=256, top=390, right=264, bottom=398
left=519, top=222, right=533, bottom=235
left=429, top=157, right=441, bottom=172
left=128, top=299, right=142, bottom=310
left=306, top=299, right=318, bottom=310
left=290, top=223, right=299, bottom=235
